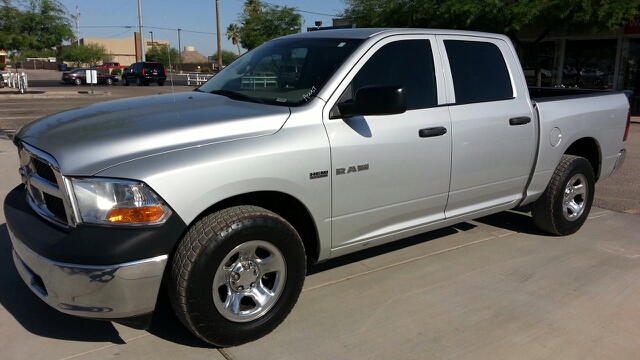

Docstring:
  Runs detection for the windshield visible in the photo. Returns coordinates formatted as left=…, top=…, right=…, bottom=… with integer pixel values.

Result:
left=197, top=37, right=363, bottom=106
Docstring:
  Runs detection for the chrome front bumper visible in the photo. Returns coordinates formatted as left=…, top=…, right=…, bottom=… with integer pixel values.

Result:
left=10, top=228, right=167, bottom=319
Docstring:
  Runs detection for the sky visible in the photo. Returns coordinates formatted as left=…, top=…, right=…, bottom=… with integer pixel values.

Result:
left=56, top=0, right=347, bottom=56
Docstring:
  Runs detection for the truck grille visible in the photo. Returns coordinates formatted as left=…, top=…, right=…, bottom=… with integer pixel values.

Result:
left=17, top=141, right=74, bottom=227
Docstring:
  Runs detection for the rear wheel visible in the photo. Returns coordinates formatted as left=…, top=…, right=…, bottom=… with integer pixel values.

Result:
left=169, top=205, right=306, bottom=347
left=105, top=78, right=113, bottom=85
left=74, top=78, right=82, bottom=85
left=532, top=155, right=595, bottom=235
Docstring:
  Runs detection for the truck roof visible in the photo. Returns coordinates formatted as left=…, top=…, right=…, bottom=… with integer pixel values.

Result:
left=277, top=28, right=510, bottom=41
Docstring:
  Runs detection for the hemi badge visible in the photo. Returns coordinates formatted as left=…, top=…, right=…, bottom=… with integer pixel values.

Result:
left=310, top=170, right=328, bottom=180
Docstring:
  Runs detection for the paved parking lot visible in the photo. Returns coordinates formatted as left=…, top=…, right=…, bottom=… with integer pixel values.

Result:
left=1, top=71, right=640, bottom=359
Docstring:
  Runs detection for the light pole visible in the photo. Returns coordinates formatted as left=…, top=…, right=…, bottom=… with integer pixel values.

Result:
left=137, top=0, right=145, bottom=61
left=149, top=31, right=154, bottom=47
left=178, top=28, right=182, bottom=73
left=75, top=6, right=80, bottom=45
left=216, top=0, right=222, bottom=72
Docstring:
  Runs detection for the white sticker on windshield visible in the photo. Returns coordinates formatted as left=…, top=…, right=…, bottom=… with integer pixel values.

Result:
left=338, top=42, right=346, bottom=48
left=276, top=98, right=288, bottom=102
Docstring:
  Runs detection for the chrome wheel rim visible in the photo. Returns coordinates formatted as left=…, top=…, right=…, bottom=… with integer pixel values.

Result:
left=213, top=240, right=287, bottom=322
left=563, top=173, right=588, bottom=222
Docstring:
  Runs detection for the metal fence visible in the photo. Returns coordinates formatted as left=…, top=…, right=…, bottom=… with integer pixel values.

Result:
left=241, top=76, right=278, bottom=90
left=186, top=73, right=214, bottom=86
left=3, top=72, right=28, bottom=93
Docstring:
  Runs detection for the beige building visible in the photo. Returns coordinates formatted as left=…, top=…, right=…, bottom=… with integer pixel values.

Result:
left=81, top=32, right=169, bottom=66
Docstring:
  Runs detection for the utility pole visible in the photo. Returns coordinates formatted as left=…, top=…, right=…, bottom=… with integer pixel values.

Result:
left=178, top=28, right=182, bottom=73
left=75, top=6, right=80, bottom=45
left=138, top=0, right=146, bottom=61
left=216, top=0, right=222, bottom=72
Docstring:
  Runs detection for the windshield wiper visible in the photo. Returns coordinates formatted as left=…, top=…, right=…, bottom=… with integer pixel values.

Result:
left=210, top=90, right=264, bottom=104
left=193, top=88, right=204, bottom=92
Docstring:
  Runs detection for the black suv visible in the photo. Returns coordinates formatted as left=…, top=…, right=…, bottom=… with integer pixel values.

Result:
left=122, top=61, right=167, bottom=86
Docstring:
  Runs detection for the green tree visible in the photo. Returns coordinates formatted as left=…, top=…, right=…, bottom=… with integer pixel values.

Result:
left=227, top=23, right=242, bottom=55
left=342, top=0, right=640, bottom=84
left=237, top=0, right=303, bottom=50
left=61, top=43, right=107, bottom=67
left=243, top=0, right=263, bottom=16
left=146, top=44, right=180, bottom=68
left=0, top=0, right=73, bottom=52
left=212, top=50, right=239, bottom=65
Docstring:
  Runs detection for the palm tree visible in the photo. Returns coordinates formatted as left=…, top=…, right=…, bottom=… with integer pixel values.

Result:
left=243, top=0, right=262, bottom=16
left=226, top=23, right=242, bottom=56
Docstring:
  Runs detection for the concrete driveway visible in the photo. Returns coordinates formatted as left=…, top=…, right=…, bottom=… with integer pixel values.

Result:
left=1, top=130, right=640, bottom=359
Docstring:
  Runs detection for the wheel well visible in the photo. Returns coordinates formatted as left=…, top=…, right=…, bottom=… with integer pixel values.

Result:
left=189, top=191, right=320, bottom=265
left=564, top=137, right=601, bottom=180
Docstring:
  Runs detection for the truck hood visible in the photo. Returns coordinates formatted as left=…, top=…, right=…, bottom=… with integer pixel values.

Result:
left=16, top=92, right=291, bottom=175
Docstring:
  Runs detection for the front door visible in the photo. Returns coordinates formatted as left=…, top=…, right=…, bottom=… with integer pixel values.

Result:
left=324, top=36, right=452, bottom=251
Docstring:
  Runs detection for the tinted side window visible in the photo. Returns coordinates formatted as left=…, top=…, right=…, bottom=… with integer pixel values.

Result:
left=444, top=40, right=513, bottom=104
left=145, top=63, right=164, bottom=71
left=351, top=40, right=437, bottom=110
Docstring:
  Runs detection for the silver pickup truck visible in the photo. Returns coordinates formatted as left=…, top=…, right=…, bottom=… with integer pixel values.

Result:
left=4, top=28, right=629, bottom=346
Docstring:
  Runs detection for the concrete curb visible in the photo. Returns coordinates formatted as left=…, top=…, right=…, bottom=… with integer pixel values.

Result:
left=0, top=90, right=111, bottom=99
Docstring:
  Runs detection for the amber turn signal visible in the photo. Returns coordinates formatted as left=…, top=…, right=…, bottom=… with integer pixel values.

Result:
left=107, top=206, right=165, bottom=223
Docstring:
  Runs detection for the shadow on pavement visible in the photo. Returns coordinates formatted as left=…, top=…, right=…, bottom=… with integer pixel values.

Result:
left=0, top=223, right=127, bottom=344
left=0, top=208, right=539, bottom=347
left=474, top=207, right=548, bottom=236
left=308, top=226, right=460, bottom=275
left=145, top=291, right=209, bottom=348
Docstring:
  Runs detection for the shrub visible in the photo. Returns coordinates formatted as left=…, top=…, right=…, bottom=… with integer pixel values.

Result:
left=111, top=68, right=122, bottom=75
left=0, top=63, right=5, bottom=71
left=200, top=67, right=212, bottom=73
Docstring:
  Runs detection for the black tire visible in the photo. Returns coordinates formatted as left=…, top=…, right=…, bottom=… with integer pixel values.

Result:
left=74, top=78, right=82, bottom=85
left=105, top=78, right=113, bottom=85
left=136, top=77, right=143, bottom=86
left=532, top=155, right=595, bottom=235
left=122, top=77, right=129, bottom=86
left=169, top=205, right=306, bottom=347
left=157, top=81, right=164, bottom=86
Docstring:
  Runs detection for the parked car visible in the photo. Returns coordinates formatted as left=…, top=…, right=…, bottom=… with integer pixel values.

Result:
left=523, top=67, right=552, bottom=78
left=6, top=28, right=629, bottom=348
left=580, top=68, right=605, bottom=85
left=61, top=68, right=118, bottom=85
left=97, top=62, right=126, bottom=70
left=121, top=61, right=166, bottom=86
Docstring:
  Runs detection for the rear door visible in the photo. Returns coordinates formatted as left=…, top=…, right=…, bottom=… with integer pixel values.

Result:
left=324, top=35, right=452, bottom=251
left=436, top=35, right=537, bottom=218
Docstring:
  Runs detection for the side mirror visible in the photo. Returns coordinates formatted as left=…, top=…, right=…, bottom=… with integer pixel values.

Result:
left=333, top=85, right=407, bottom=119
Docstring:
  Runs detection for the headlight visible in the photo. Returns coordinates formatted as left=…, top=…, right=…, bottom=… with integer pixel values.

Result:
left=69, top=178, right=171, bottom=226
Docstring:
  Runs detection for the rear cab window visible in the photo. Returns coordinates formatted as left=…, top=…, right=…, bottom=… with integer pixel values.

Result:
left=443, top=39, right=514, bottom=104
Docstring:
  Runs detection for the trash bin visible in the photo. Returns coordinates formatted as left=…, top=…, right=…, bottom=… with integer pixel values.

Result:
left=57, top=64, right=67, bottom=71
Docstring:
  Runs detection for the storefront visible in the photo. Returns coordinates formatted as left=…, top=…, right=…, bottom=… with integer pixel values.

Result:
left=517, top=18, right=640, bottom=92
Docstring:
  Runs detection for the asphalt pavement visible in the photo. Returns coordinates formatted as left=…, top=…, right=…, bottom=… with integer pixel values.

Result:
left=1, top=70, right=640, bottom=359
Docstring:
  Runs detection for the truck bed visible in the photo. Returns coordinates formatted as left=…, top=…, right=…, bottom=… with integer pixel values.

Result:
left=528, top=86, right=629, bottom=102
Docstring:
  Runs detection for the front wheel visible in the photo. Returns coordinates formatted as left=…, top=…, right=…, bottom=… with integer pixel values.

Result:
left=532, top=155, right=595, bottom=235
left=122, top=78, right=129, bottom=86
left=169, top=205, right=306, bottom=347
left=105, top=78, right=113, bottom=85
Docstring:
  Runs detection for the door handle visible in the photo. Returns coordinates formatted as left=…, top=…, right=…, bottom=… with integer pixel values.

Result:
left=419, top=127, right=447, bottom=138
left=509, top=116, right=531, bottom=126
